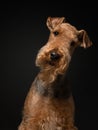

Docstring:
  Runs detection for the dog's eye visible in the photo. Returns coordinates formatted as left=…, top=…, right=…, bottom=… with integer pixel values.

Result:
left=70, top=41, right=75, bottom=47
left=53, top=31, right=59, bottom=36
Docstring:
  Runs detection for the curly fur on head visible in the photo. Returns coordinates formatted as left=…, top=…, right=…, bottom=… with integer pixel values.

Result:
left=36, top=45, right=71, bottom=78
left=35, top=46, right=71, bottom=84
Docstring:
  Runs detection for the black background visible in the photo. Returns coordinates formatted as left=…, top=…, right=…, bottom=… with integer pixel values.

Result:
left=0, top=1, right=98, bottom=130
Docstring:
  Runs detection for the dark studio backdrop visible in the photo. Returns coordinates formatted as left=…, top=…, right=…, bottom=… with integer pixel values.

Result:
left=0, top=1, right=98, bottom=130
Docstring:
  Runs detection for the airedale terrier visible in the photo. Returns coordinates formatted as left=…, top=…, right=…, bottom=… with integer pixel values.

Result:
left=18, top=17, right=92, bottom=130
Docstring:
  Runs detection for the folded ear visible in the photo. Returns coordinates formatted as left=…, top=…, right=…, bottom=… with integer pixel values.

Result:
left=46, top=17, right=65, bottom=31
left=78, top=30, right=93, bottom=48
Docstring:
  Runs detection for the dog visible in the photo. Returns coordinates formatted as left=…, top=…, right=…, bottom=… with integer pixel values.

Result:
left=18, top=17, right=92, bottom=130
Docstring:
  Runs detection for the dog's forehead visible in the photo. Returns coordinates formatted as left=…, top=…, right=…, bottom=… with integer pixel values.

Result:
left=59, top=23, right=78, bottom=39
left=60, top=23, right=78, bottom=38
left=61, top=23, right=77, bottom=33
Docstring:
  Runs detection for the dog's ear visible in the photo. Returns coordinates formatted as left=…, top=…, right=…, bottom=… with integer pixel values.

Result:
left=78, top=29, right=93, bottom=48
left=46, top=17, right=65, bottom=31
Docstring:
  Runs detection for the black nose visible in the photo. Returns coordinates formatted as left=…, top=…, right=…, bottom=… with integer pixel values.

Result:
left=50, top=52, right=60, bottom=60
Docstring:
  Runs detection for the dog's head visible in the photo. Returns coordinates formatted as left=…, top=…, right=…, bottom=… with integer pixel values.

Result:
left=36, top=17, right=92, bottom=75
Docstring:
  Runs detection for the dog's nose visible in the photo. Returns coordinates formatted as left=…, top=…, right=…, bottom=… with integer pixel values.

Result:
left=50, top=52, right=60, bottom=60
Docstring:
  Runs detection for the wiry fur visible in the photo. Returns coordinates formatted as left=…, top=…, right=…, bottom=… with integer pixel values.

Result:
left=18, top=17, right=92, bottom=130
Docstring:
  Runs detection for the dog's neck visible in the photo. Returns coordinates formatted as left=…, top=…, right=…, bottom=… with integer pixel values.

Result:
left=34, top=71, right=71, bottom=99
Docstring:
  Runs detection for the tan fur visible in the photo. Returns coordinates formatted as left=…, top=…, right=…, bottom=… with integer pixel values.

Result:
left=18, top=17, right=92, bottom=130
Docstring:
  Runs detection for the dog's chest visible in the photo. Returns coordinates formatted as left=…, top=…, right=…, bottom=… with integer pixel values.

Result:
left=38, top=110, right=68, bottom=130
left=31, top=98, right=73, bottom=130
left=25, top=91, right=74, bottom=129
